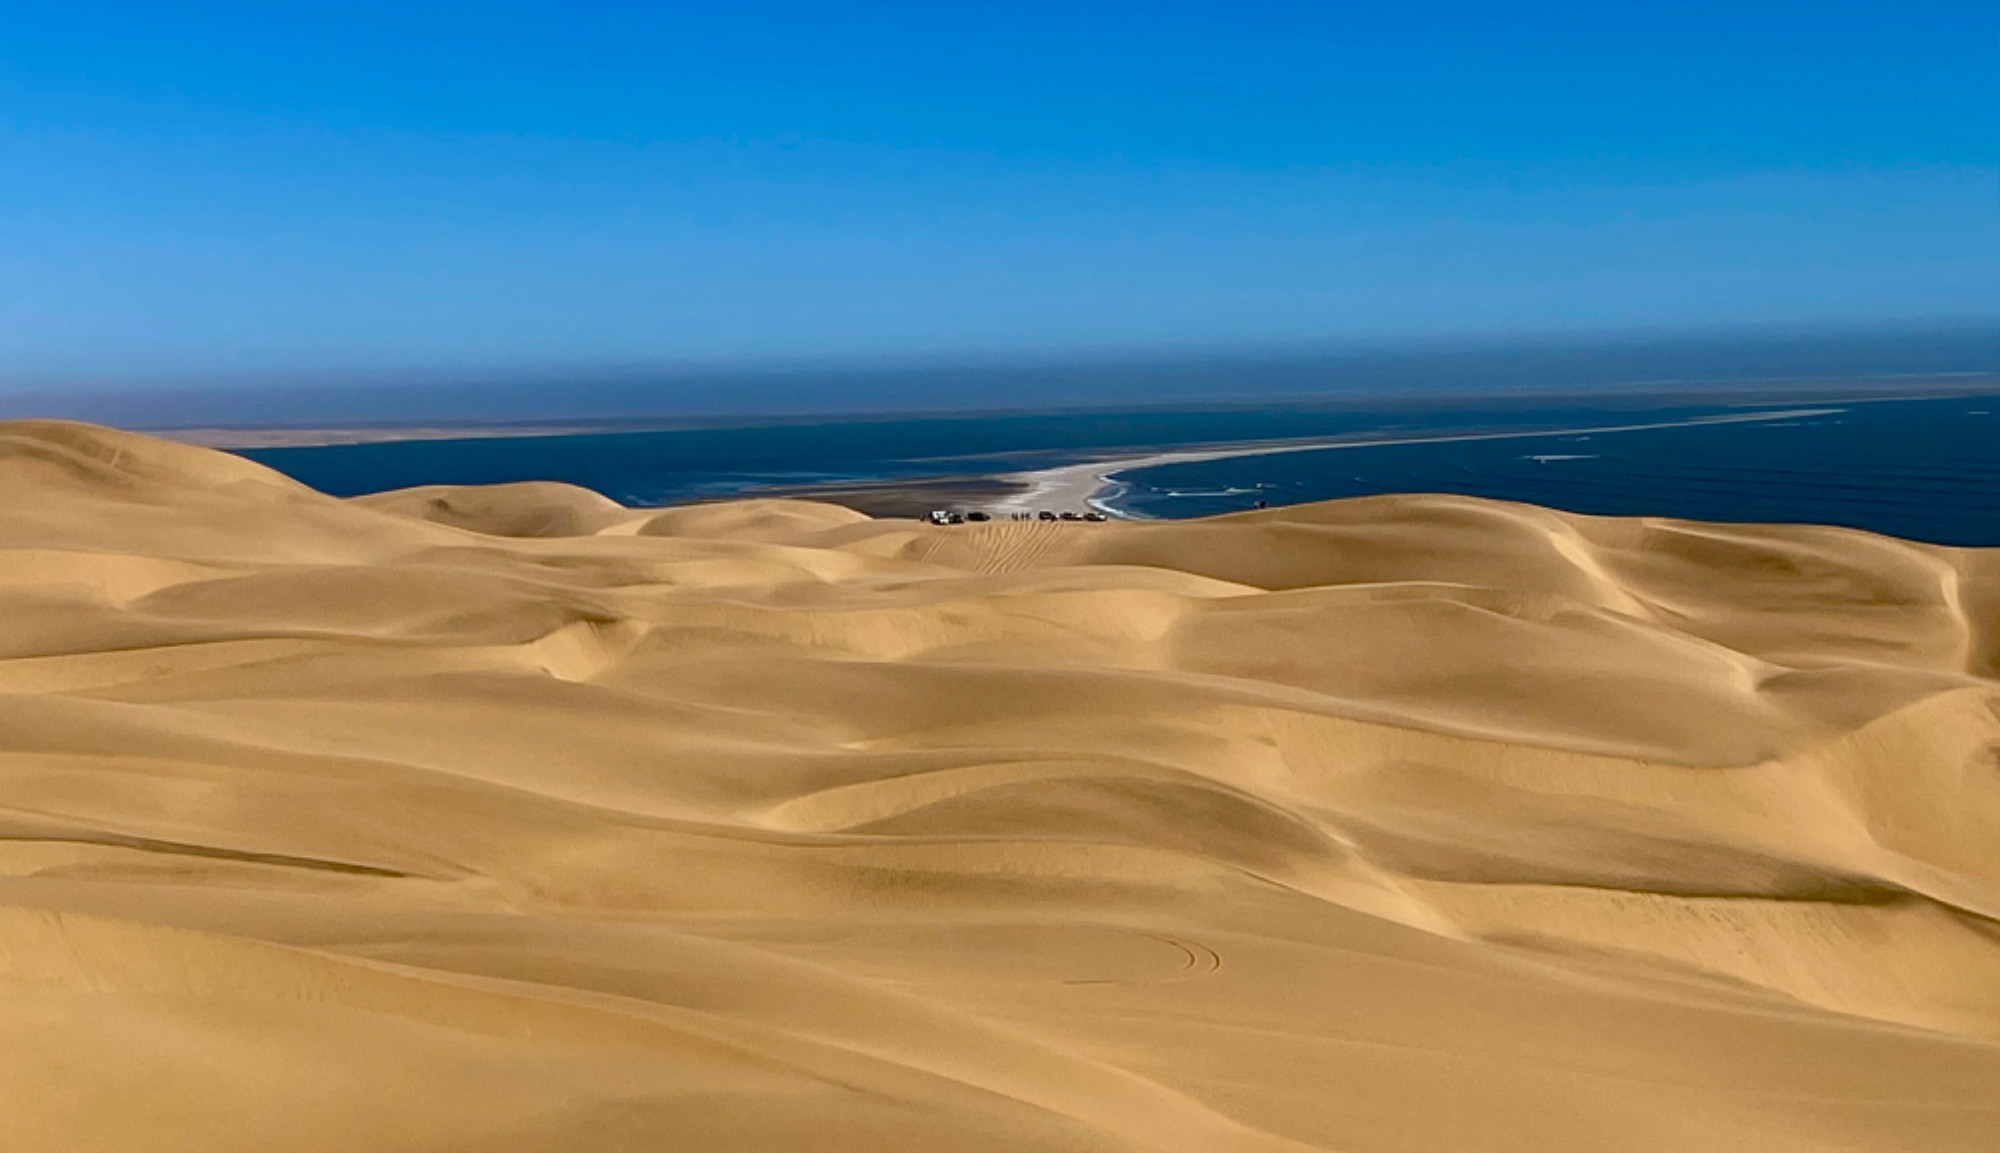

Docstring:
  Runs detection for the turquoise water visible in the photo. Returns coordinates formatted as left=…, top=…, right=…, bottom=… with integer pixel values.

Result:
left=243, top=391, right=2000, bottom=546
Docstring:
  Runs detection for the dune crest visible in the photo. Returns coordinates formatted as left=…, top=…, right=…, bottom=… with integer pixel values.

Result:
left=2, top=421, right=1995, bottom=1153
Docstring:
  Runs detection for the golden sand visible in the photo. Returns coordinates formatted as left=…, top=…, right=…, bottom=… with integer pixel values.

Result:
left=2, top=420, right=1994, bottom=1152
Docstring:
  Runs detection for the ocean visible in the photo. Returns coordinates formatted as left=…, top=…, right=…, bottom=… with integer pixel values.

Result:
left=1104, top=393, right=1999, bottom=546
left=243, top=390, right=2000, bottom=547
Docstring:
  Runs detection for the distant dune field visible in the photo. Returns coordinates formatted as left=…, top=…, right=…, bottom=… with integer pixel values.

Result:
left=1, top=420, right=1994, bottom=1153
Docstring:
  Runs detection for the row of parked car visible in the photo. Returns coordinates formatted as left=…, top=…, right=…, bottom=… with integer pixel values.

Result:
left=925, top=509, right=1107, bottom=525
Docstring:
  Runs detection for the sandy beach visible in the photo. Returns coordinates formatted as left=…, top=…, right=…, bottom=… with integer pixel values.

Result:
left=2, top=419, right=1994, bottom=1153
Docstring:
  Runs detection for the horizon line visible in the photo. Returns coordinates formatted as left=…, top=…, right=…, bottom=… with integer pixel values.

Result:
left=4, top=315, right=1994, bottom=398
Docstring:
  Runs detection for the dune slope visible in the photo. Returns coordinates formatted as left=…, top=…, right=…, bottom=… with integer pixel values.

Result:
left=1, top=420, right=1995, bottom=1153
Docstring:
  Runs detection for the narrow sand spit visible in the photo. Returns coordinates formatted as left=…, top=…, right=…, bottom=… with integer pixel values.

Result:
left=1, top=419, right=1994, bottom=1153
left=990, top=406, right=1847, bottom=516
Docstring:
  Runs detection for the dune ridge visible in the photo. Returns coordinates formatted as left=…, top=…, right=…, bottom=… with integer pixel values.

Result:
left=1, top=420, right=1994, bottom=1152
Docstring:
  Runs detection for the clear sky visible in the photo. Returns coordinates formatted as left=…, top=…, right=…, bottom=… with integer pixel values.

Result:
left=3, top=1, right=1995, bottom=391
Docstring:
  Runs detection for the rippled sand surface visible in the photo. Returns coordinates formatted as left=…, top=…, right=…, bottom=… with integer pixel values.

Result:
left=3, top=420, right=1995, bottom=1152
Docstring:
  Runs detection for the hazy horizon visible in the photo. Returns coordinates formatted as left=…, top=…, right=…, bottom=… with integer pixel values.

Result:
left=3, top=319, right=1993, bottom=430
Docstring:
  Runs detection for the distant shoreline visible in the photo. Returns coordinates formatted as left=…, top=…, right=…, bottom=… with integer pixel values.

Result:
left=143, top=373, right=1997, bottom=451
left=155, top=423, right=624, bottom=449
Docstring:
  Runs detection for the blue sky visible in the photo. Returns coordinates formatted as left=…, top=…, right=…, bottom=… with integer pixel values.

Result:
left=2, top=1, right=1995, bottom=388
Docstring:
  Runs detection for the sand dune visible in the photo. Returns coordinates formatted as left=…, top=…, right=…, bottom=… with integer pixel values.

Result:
left=1, top=419, right=1994, bottom=1152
